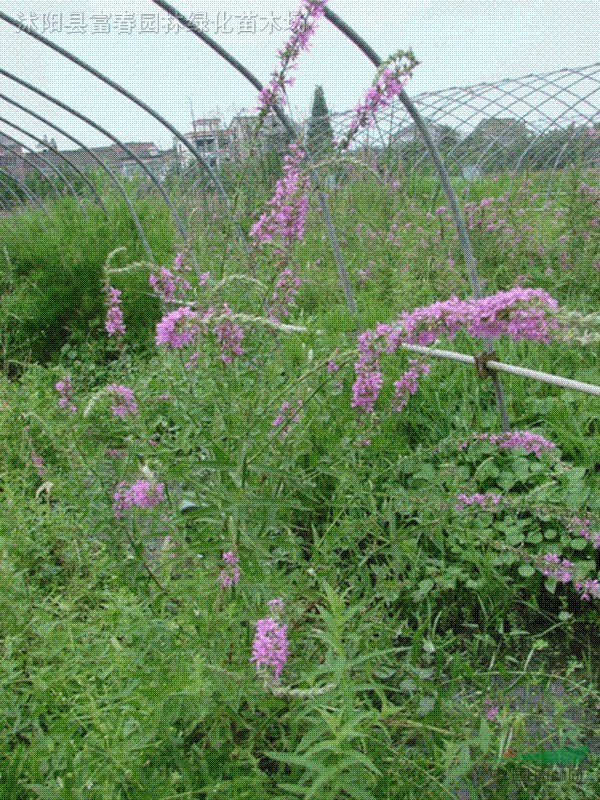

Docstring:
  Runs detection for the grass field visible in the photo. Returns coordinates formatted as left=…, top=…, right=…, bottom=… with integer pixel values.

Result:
left=0, top=165, right=599, bottom=799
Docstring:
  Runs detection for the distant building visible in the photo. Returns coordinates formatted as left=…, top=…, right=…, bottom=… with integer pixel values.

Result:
left=25, top=141, right=171, bottom=180
left=226, top=111, right=290, bottom=159
left=392, top=120, right=454, bottom=145
left=0, top=132, right=25, bottom=180
left=178, top=118, right=229, bottom=169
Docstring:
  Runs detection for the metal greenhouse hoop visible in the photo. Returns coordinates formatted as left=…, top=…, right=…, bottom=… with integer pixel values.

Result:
left=0, top=123, right=89, bottom=215
left=0, top=10, right=249, bottom=260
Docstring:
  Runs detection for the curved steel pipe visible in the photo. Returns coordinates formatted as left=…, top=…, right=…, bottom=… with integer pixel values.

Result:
left=0, top=96, right=107, bottom=213
left=0, top=71, right=199, bottom=274
left=0, top=79, right=155, bottom=261
left=0, top=167, right=49, bottom=214
left=0, top=11, right=248, bottom=260
left=0, top=122, right=88, bottom=214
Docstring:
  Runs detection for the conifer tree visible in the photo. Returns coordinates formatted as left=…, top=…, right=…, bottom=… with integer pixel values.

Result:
left=307, top=85, right=334, bottom=157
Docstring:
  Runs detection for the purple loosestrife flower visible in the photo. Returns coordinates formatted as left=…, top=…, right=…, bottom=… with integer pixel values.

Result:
left=566, top=516, right=600, bottom=549
left=149, top=268, right=177, bottom=303
left=250, top=145, right=310, bottom=249
left=541, top=553, right=574, bottom=584
left=113, top=479, right=166, bottom=519
left=219, top=551, right=241, bottom=589
left=105, top=286, right=126, bottom=338
left=251, top=600, right=289, bottom=683
left=393, top=359, right=430, bottom=411
left=574, top=579, right=600, bottom=601
left=107, top=384, right=138, bottom=418
left=523, top=551, right=600, bottom=602
left=149, top=266, right=194, bottom=303
left=268, top=267, right=301, bottom=321
left=272, top=399, right=303, bottom=437
left=484, top=698, right=500, bottom=722
left=30, top=452, right=46, bottom=478
left=351, top=287, right=559, bottom=414
left=455, top=492, right=502, bottom=511
left=256, top=0, right=327, bottom=115
left=473, top=431, right=556, bottom=457
left=155, top=306, right=201, bottom=349
left=213, top=305, right=244, bottom=364
left=339, top=52, right=418, bottom=150
left=55, top=376, right=77, bottom=413
left=357, top=266, right=372, bottom=287
left=105, top=448, right=126, bottom=458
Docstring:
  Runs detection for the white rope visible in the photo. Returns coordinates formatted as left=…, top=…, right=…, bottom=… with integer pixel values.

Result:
left=401, top=343, right=600, bottom=397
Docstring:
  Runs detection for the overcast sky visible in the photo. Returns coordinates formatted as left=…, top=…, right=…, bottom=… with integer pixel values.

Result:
left=0, top=0, right=598, bottom=150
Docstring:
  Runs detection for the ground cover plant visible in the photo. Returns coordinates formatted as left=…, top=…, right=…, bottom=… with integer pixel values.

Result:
left=1, top=5, right=599, bottom=798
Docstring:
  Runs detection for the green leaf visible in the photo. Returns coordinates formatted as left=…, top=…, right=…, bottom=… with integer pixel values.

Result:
left=517, top=746, right=589, bottom=766
left=517, top=564, right=535, bottom=578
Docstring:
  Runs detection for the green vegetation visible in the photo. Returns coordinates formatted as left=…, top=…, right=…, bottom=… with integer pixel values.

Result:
left=307, top=85, right=335, bottom=157
left=0, top=165, right=598, bottom=798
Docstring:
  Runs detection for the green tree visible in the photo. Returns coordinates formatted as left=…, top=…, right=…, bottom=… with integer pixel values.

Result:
left=307, top=85, right=334, bottom=158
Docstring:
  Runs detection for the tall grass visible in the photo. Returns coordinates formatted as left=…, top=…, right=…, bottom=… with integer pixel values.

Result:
left=0, top=164, right=598, bottom=798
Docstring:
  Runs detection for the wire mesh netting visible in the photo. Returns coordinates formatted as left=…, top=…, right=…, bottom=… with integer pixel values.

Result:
left=311, top=64, right=600, bottom=185
left=1, top=61, right=598, bottom=202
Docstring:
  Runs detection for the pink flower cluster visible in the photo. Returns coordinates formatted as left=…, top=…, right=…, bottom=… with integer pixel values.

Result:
left=105, top=286, right=126, bottom=338
left=532, top=553, right=600, bottom=601
left=352, top=287, right=560, bottom=414
left=113, top=479, right=166, bottom=519
left=574, top=578, right=600, bottom=601
left=272, top=399, right=303, bottom=436
left=250, top=599, right=288, bottom=682
left=149, top=267, right=193, bottom=304
left=155, top=306, right=201, bottom=348
left=250, top=145, right=310, bottom=249
left=540, top=553, right=575, bottom=584
left=393, top=359, right=431, bottom=411
left=398, top=287, right=559, bottom=346
left=471, top=431, right=556, bottom=457
left=105, top=448, right=126, bottom=458
left=107, top=384, right=138, bottom=418
left=357, top=266, right=372, bottom=287
left=149, top=253, right=205, bottom=303
left=155, top=305, right=245, bottom=366
left=351, top=326, right=388, bottom=412
left=483, top=698, right=500, bottom=722
left=455, top=492, right=502, bottom=511
left=566, top=516, right=600, bottom=549
left=339, top=52, right=418, bottom=150
left=256, top=0, right=327, bottom=114
left=268, top=267, right=301, bottom=321
left=219, top=551, right=241, bottom=589
left=55, top=376, right=77, bottom=413
left=214, top=305, right=245, bottom=364
left=30, top=451, right=46, bottom=478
